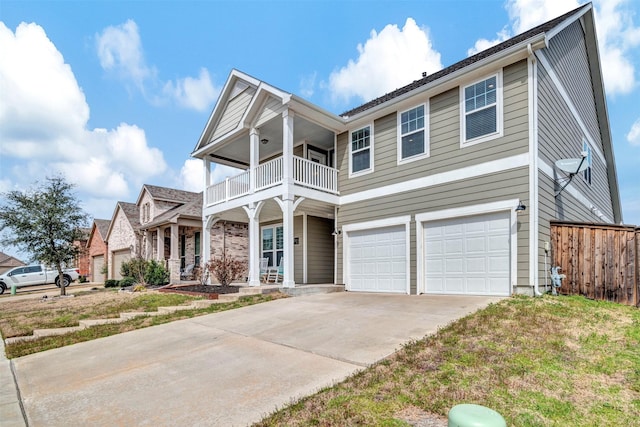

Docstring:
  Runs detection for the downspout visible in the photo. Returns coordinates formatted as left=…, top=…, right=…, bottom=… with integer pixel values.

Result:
left=528, top=42, right=543, bottom=297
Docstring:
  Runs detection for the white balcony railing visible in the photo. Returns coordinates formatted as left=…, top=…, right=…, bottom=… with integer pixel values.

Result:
left=206, top=155, right=338, bottom=206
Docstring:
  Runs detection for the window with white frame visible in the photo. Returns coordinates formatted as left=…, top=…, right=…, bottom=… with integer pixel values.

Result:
left=398, top=104, right=427, bottom=161
left=583, top=140, right=592, bottom=185
left=261, top=225, right=283, bottom=267
left=350, top=125, right=372, bottom=175
left=462, top=73, right=502, bottom=145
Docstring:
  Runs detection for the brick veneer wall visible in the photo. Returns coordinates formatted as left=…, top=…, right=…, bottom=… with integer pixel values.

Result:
left=208, top=221, right=249, bottom=283
left=87, top=226, right=108, bottom=282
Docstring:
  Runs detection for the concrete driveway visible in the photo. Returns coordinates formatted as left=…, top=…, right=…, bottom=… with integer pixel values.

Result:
left=11, top=292, right=501, bottom=426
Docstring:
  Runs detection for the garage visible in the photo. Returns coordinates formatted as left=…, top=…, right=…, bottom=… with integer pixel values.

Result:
left=346, top=224, right=408, bottom=293
left=112, top=250, right=131, bottom=280
left=423, top=211, right=511, bottom=296
left=92, top=255, right=104, bottom=282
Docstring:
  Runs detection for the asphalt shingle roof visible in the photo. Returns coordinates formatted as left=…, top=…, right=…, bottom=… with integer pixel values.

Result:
left=340, top=4, right=587, bottom=118
left=143, top=184, right=200, bottom=204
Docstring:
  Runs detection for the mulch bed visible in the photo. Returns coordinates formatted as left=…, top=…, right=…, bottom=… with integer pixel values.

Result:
left=158, top=285, right=240, bottom=299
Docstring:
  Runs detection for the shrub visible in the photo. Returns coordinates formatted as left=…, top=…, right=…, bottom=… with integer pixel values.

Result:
left=206, top=252, right=247, bottom=287
left=119, top=276, right=136, bottom=287
left=104, top=279, right=119, bottom=288
left=144, top=259, right=169, bottom=286
left=78, top=275, right=88, bottom=283
left=133, top=284, right=147, bottom=292
left=120, top=257, right=169, bottom=286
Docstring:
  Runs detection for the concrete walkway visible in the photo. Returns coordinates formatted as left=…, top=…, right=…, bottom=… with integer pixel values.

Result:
left=8, top=292, right=501, bottom=426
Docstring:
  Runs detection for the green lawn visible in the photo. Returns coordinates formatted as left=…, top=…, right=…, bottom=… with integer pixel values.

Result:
left=255, top=295, right=640, bottom=426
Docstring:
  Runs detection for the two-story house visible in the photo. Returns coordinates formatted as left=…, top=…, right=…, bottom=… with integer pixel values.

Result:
left=192, top=4, right=621, bottom=296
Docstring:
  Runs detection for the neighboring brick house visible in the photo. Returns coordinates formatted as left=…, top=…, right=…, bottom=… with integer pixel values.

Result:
left=104, top=202, right=141, bottom=280
left=86, top=219, right=111, bottom=283
left=73, top=227, right=91, bottom=279
left=0, top=251, right=25, bottom=275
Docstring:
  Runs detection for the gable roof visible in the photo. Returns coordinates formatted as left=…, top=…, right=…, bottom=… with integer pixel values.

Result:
left=341, top=3, right=589, bottom=118
left=105, top=201, right=141, bottom=240
left=136, top=184, right=200, bottom=206
left=87, top=219, right=111, bottom=248
left=0, top=251, right=25, bottom=267
left=141, top=192, right=203, bottom=229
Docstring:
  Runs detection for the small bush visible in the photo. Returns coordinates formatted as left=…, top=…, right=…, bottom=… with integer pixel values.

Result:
left=104, top=279, right=119, bottom=288
left=206, top=252, right=247, bottom=287
left=119, top=276, right=136, bottom=287
left=133, top=284, right=147, bottom=292
left=78, top=275, right=88, bottom=283
left=120, top=257, right=169, bottom=286
left=144, top=260, right=169, bottom=286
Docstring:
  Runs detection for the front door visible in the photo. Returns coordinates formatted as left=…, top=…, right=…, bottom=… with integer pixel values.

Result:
left=307, top=148, right=327, bottom=166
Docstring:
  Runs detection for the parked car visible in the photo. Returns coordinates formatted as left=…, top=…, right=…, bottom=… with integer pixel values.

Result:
left=0, top=264, right=79, bottom=294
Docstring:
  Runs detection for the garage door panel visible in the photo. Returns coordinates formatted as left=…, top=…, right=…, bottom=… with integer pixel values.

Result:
left=348, top=225, right=407, bottom=293
left=424, top=211, right=510, bottom=296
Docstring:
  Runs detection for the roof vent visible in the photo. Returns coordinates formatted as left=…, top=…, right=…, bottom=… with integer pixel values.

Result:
left=422, top=72, right=427, bottom=78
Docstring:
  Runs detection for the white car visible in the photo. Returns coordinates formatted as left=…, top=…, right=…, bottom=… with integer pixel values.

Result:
left=0, top=264, right=79, bottom=294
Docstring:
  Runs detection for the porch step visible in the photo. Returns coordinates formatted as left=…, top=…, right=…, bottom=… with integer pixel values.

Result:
left=79, top=318, right=127, bottom=328
left=34, top=326, right=86, bottom=338
left=281, top=284, right=345, bottom=297
left=216, top=294, right=240, bottom=303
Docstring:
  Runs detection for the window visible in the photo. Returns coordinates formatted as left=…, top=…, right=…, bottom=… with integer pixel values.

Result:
left=180, top=234, right=186, bottom=269
left=350, top=125, right=373, bottom=175
left=261, top=225, right=283, bottom=267
left=142, top=202, right=151, bottom=223
left=461, top=73, right=503, bottom=145
left=398, top=104, right=428, bottom=163
left=194, top=232, right=201, bottom=266
left=583, top=140, right=592, bottom=185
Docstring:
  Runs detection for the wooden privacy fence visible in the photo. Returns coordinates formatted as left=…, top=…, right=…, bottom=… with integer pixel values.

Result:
left=551, top=221, right=639, bottom=306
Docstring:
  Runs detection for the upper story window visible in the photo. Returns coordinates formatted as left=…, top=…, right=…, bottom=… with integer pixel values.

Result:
left=461, top=72, right=503, bottom=146
left=350, top=125, right=373, bottom=176
left=142, top=202, right=151, bottom=223
left=583, top=140, right=592, bottom=185
left=398, top=103, right=428, bottom=163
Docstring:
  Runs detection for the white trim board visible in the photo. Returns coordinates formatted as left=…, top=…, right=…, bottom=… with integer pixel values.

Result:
left=536, top=50, right=606, bottom=165
left=340, top=153, right=529, bottom=206
left=538, top=159, right=613, bottom=223
left=415, top=199, right=520, bottom=295
left=342, top=215, right=411, bottom=295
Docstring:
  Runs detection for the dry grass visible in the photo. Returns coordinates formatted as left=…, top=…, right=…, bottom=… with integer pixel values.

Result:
left=255, top=295, right=640, bottom=427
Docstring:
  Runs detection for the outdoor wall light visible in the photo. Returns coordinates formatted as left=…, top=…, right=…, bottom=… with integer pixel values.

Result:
left=515, top=201, right=527, bottom=213
left=260, top=138, right=269, bottom=145
left=331, top=229, right=342, bottom=236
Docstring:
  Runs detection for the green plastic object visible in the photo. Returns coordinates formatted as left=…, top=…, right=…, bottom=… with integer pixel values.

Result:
left=11, top=284, right=16, bottom=295
left=448, top=404, right=507, bottom=427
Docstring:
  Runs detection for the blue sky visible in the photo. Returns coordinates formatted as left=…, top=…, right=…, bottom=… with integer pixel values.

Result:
left=1, top=0, right=639, bottom=259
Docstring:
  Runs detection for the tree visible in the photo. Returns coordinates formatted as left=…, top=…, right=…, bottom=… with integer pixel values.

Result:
left=0, top=176, right=90, bottom=296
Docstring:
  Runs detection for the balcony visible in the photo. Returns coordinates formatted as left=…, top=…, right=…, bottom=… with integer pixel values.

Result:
left=206, top=155, right=339, bottom=206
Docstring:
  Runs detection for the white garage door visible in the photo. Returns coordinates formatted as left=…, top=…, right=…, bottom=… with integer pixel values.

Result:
left=347, top=225, right=407, bottom=293
left=112, top=250, right=131, bottom=280
left=424, top=211, right=510, bottom=296
left=92, top=255, right=104, bottom=283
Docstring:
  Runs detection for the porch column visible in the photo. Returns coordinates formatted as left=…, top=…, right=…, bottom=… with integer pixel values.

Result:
left=169, top=223, right=180, bottom=283
left=144, top=231, right=152, bottom=260
left=282, top=109, right=294, bottom=191
left=203, top=216, right=219, bottom=268
left=249, top=128, right=259, bottom=193
left=157, top=227, right=165, bottom=262
left=281, top=197, right=295, bottom=288
left=243, top=201, right=264, bottom=287
left=203, top=159, right=211, bottom=206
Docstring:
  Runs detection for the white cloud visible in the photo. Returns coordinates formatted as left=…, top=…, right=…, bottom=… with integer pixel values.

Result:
left=467, top=28, right=511, bottom=56
left=328, top=18, right=442, bottom=105
left=180, top=159, right=204, bottom=192
left=299, top=72, right=317, bottom=98
left=627, top=118, right=640, bottom=145
left=162, top=68, right=219, bottom=112
left=470, top=0, right=640, bottom=96
left=96, top=20, right=218, bottom=111
left=0, top=22, right=167, bottom=202
left=96, top=19, right=152, bottom=88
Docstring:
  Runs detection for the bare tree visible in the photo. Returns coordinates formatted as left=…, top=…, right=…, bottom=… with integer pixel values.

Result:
left=0, top=176, right=90, bottom=295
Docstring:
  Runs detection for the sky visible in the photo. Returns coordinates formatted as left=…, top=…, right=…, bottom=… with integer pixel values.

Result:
left=1, top=0, right=639, bottom=259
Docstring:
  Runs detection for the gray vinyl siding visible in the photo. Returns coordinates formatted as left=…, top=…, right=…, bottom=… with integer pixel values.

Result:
left=337, top=60, right=530, bottom=196
left=306, top=216, right=334, bottom=283
left=212, top=88, right=256, bottom=140
left=294, top=216, right=303, bottom=283
left=256, top=96, right=281, bottom=127
left=544, top=21, right=601, bottom=148
left=537, top=63, right=614, bottom=220
left=336, top=167, right=530, bottom=294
